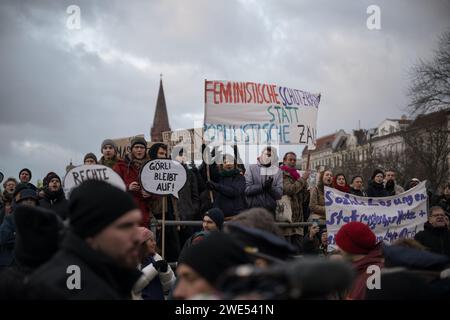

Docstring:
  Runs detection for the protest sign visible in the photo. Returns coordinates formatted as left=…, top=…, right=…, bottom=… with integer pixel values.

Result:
left=162, top=128, right=204, bottom=161
left=325, top=181, right=428, bottom=252
left=140, top=159, right=187, bottom=199
left=111, top=134, right=146, bottom=159
left=204, top=80, right=320, bottom=148
left=63, top=164, right=126, bottom=197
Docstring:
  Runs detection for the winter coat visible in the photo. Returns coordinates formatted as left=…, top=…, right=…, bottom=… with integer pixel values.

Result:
left=113, top=155, right=152, bottom=228
left=309, top=186, right=326, bottom=220
left=0, top=213, right=15, bottom=270
left=244, top=162, right=283, bottom=213
left=349, top=188, right=367, bottom=197
left=39, top=188, right=69, bottom=220
left=282, top=170, right=308, bottom=236
left=28, top=231, right=142, bottom=299
left=132, top=253, right=176, bottom=300
left=346, top=244, right=384, bottom=300
left=210, top=169, right=246, bottom=218
left=415, top=222, right=450, bottom=257
left=366, top=180, right=389, bottom=198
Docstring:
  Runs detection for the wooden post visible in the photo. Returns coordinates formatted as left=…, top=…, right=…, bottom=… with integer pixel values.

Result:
left=206, top=162, right=214, bottom=203
left=161, top=195, right=167, bottom=259
left=306, top=150, right=311, bottom=171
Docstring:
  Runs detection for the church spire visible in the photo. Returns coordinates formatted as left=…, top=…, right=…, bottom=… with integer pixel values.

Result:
left=151, top=75, right=171, bottom=142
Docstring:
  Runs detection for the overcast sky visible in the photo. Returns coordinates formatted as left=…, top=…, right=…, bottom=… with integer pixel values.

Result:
left=1, top=0, right=449, bottom=184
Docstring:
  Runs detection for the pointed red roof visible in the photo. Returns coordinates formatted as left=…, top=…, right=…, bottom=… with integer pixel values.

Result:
left=151, top=77, right=171, bottom=142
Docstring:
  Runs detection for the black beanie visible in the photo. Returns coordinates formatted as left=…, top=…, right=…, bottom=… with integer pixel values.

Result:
left=148, top=142, right=167, bottom=160
left=130, top=137, right=147, bottom=150
left=84, top=152, right=98, bottom=163
left=371, top=169, right=384, bottom=181
left=19, top=168, right=32, bottom=180
left=14, top=206, right=63, bottom=268
left=68, top=180, right=138, bottom=238
left=43, top=172, right=61, bottom=187
left=204, top=208, right=224, bottom=230
left=178, top=231, right=251, bottom=286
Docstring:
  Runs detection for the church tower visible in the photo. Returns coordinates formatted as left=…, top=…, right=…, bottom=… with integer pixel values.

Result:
left=150, top=75, right=171, bottom=142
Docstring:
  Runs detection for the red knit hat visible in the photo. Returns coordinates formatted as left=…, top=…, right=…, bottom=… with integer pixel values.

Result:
left=335, top=222, right=377, bottom=254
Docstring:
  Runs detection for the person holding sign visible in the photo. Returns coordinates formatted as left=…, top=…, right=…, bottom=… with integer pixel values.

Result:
left=244, top=147, right=283, bottom=216
left=113, top=136, right=152, bottom=228
left=99, top=139, right=121, bottom=169
left=367, top=169, right=389, bottom=198
left=207, top=154, right=246, bottom=219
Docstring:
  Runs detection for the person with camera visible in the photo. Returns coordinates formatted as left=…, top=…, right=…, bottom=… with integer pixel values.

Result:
left=302, top=221, right=328, bottom=256
left=132, top=227, right=176, bottom=300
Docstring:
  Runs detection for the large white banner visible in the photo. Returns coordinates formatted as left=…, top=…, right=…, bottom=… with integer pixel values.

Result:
left=204, top=80, right=320, bottom=148
left=325, top=181, right=428, bottom=252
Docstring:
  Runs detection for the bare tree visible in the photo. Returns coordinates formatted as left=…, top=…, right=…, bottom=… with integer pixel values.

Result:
left=408, top=30, right=450, bottom=115
left=401, top=115, right=450, bottom=192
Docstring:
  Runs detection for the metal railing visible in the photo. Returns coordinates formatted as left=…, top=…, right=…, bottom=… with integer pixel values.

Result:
left=150, top=220, right=327, bottom=228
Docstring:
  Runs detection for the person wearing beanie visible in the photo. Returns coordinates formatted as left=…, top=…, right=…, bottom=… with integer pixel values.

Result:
left=0, top=186, right=39, bottom=271
left=173, top=231, right=252, bottom=299
left=100, top=139, right=120, bottom=169
left=39, top=172, right=69, bottom=220
left=132, top=227, right=176, bottom=300
left=18, top=168, right=37, bottom=191
left=367, top=169, right=389, bottom=198
left=179, top=208, right=224, bottom=260
left=335, top=221, right=384, bottom=300
left=83, top=152, right=98, bottom=165
left=204, top=208, right=224, bottom=231
left=18, top=168, right=32, bottom=184
left=113, top=136, right=152, bottom=229
left=28, top=180, right=143, bottom=299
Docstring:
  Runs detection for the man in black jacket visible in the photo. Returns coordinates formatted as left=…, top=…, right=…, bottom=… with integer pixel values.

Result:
left=39, top=172, right=69, bottom=220
left=415, top=206, right=450, bottom=257
left=28, top=180, right=143, bottom=299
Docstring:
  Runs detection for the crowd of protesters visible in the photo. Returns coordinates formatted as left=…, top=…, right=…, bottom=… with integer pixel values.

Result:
left=0, top=138, right=449, bottom=300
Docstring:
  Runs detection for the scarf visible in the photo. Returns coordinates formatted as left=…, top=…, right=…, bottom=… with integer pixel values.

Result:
left=44, top=187, right=64, bottom=201
left=220, top=168, right=241, bottom=178
left=280, top=165, right=300, bottom=181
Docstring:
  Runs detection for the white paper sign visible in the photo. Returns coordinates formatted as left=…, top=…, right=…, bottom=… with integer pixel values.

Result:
left=325, top=181, right=428, bottom=252
left=140, top=159, right=187, bottom=199
left=63, top=164, right=126, bottom=197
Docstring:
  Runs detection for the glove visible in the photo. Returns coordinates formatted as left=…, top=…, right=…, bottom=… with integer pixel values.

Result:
left=153, top=260, right=168, bottom=273
left=206, top=180, right=216, bottom=190
left=263, top=177, right=273, bottom=191
left=385, top=179, right=395, bottom=191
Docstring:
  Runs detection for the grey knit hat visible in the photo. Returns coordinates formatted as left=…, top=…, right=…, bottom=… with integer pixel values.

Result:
left=101, top=139, right=117, bottom=153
